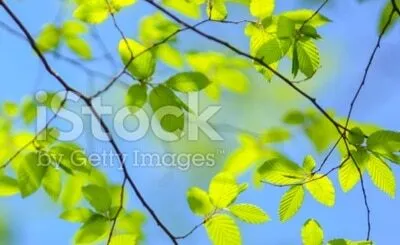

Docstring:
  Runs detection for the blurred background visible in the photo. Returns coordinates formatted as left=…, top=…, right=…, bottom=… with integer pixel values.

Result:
left=1, top=0, right=400, bottom=244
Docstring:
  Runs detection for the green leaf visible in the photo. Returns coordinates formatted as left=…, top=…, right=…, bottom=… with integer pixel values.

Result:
left=366, top=154, right=396, bottom=198
left=303, top=155, right=316, bottom=173
left=109, top=234, right=137, bottom=245
left=117, top=211, right=146, bottom=240
left=65, top=37, right=92, bottom=60
left=16, top=152, right=47, bottom=198
left=260, top=128, right=291, bottom=143
left=111, top=0, right=137, bottom=11
left=301, top=25, right=321, bottom=39
left=209, top=173, right=239, bottom=208
left=277, top=16, right=296, bottom=39
left=3, top=101, right=18, bottom=117
left=292, top=41, right=300, bottom=77
left=20, top=97, right=37, bottom=124
left=281, top=9, right=331, bottom=27
left=207, top=0, right=228, bottom=20
left=36, top=24, right=61, bottom=53
left=162, top=0, right=201, bottom=19
left=367, top=130, right=400, bottom=163
left=256, top=37, right=292, bottom=65
left=74, top=215, right=109, bottom=244
left=156, top=44, right=184, bottom=69
left=328, top=239, right=373, bottom=245
left=257, top=158, right=307, bottom=185
left=60, top=208, right=94, bottom=223
left=61, top=175, right=84, bottom=209
left=303, top=110, right=337, bottom=152
left=212, top=68, right=249, bottom=93
left=73, top=1, right=109, bottom=24
left=149, top=85, right=184, bottom=133
left=139, top=13, right=180, bottom=45
left=302, top=219, right=324, bottom=245
left=338, top=150, right=368, bottom=192
left=50, top=142, right=92, bottom=174
left=378, top=0, right=400, bottom=35
left=0, top=175, right=19, bottom=196
left=228, top=203, right=269, bottom=224
left=279, top=186, right=304, bottom=222
left=118, top=38, right=156, bottom=80
left=166, top=72, right=211, bottom=92
left=186, top=187, right=214, bottom=216
left=348, top=127, right=365, bottom=146
left=125, top=84, right=148, bottom=113
left=283, top=109, right=305, bottom=124
left=62, top=20, right=88, bottom=37
left=42, top=167, right=62, bottom=201
left=250, top=0, right=274, bottom=19
left=205, top=214, right=241, bottom=245
left=296, top=38, right=320, bottom=78
left=82, top=185, right=112, bottom=213
left=304, top=174, right=335, bottom=207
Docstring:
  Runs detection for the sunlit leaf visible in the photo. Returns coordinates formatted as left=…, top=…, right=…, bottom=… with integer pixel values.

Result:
left=205, top=214, right=241, bottom=245
left=303, top=155, right=316, bottom=173
left=338, top=150, right=368, bottom=192
left=65, top=37, right=92, bottom=60
left=162, top=0, right=201, bottom=19
left=82, top=184, right=112, bottom=213
left=166, top=72, right=211, bottom=92
left=256, top=37, right=292, bottom=65
left=304, top=174, right=335, bottom=207
left=279, top=186, right=304, bottom=222
left=187, top=187, right=214, bottom=216
left=42, top=167, right=62, bottom=201
left=62, top=20, right=88, bottom=37
left=36, top=24, right=61, bottom=53
left=61, top=175, right=84, bottom=209
left=281, top=9, right=331, bottom=27
left=207, top=0, right=228, bottom=20
left=250, top=0, right=274, bottom=19
left=125, top=84, right=148, bottom=113
left=118, top=38, right=156, bottom=80
left=378, top=0, right=400, bottom=35
left=295, top=38, right=320, bottom=78
left=16, top=152, right=47, bottom=198
left=149, top=85, right=184, bottom=133
left=0, top=175, right=19, bottom=196
left=302, top=219, right=324, bottom=245
left=366, top=153, right=396, bottom=198
left=156, top=44, right=184, bottom=69
left=228, top=203, right=269, bottom=224
left=74, top=215, right=109, bottom=244
left=209, top=173, right=239, bottom=208
left=257, top=158, right=307, bottom=185
left=60, top=208, right=94, bottom=223
left=109, top=234, right=137, bottom=245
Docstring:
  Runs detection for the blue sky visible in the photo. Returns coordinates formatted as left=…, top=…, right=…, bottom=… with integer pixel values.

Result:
left=1, top=0, right=400, bottom=244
